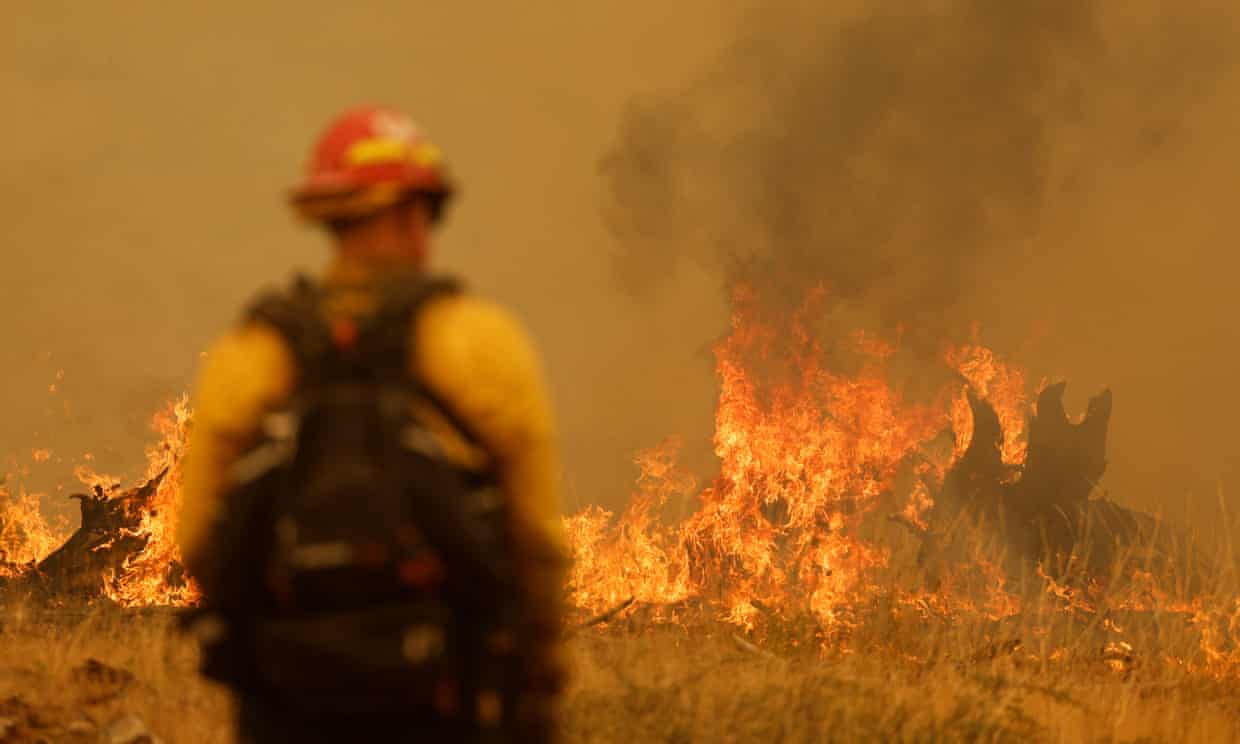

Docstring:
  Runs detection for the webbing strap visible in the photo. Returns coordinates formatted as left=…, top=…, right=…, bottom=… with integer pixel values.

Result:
left=243, top=273, right=484, bottom=447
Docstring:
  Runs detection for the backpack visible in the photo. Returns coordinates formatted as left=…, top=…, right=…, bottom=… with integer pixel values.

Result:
left=187, top=273, right=521, bottom=731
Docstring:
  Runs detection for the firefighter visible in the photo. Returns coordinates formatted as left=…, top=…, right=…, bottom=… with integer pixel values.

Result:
left=176, top=106, right=568, bottom=742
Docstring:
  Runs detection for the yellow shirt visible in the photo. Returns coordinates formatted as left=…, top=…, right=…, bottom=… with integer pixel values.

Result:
left=176, top=261, right=567, bottom=622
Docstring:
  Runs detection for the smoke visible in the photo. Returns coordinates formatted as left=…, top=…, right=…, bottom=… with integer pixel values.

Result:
left=605, top=1, right=1228, bottom=342
left=602, top=0, right=1240, bottom=516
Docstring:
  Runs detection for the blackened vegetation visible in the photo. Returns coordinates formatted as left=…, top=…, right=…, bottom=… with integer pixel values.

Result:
left=924, top=384, right=1197, bottom=591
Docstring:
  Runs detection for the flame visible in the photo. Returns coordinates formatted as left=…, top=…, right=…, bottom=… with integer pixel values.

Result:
left=946, top=342, right=1030, bottom=466
left=681, top=286, right=942, bottom=629
left=1035, top=562, right=1096, bottom=616
left=565, top=285, right=1003, bottom=632
left=10, top=283, right=1240, bottom=684
left=899, top=480, right=935, bottom=533
left=564, top=438, right=695, bottom=618
left=560, top=277, right=1240, bottom=678
left=0, top=397, right=199, bottom=606
left=0, top=481, right=67, bottom=576
left=97, top=395, right=200, bottom=607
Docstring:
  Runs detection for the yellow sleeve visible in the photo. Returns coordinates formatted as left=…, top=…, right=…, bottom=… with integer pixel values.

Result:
left=177, top=323, right=296, bottom=577
left=413, top=294, right=568, bottom=597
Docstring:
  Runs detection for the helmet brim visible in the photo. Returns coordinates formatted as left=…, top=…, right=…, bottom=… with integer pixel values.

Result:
left=289, top=177, right=454, bottom=223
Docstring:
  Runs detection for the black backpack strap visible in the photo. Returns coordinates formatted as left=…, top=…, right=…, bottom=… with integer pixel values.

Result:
left=244, top=274, right=333, bottom=382
left=361, top=275, right=491, bottom=450
left=243, top=272, right=486, bottom=450
left=360, top=274, right=462, bottom=381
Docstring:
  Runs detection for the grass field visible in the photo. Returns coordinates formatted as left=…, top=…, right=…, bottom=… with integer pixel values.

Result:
left=1, top=590, right=1238, bottom=744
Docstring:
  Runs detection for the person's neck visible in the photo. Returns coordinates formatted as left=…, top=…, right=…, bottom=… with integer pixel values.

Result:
left=326, top=249, right=423, bottom=286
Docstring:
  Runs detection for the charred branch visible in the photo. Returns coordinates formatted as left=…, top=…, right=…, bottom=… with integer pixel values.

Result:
left=577, top=596, right=636, bottom=629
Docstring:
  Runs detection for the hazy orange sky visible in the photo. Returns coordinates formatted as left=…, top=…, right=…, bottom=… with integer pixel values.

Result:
left=3, top=2, right=1240, bottom=530
left=1, top=2, right=737, bottom=513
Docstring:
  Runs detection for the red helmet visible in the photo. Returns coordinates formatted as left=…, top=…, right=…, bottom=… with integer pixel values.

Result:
left=289, top=106, right=454, bottom=223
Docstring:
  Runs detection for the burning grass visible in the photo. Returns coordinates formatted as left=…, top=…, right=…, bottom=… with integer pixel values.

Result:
left=3, top=284, right=1240, bottom=739
left=560, top=519, right=1240, bottom=739
left=561, top=503, right=1240, bottom=742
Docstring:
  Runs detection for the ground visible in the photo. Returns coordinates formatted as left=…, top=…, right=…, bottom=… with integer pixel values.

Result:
left=0, top=603, right=1237, bottom=743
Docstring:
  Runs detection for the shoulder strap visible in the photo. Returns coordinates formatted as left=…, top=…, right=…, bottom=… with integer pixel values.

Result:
left=242, top=272, right=487, bottom=450
left=244, top=274, right=333, bottom=376
left=361, top=275, right=490, bottom=449
left=359, top=274, right=462, bottom=382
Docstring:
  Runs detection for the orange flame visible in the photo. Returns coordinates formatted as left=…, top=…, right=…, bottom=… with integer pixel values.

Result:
left=565, top=438, right=695, bottom=619
left=0, top=397, right=199, bottom=605
left=561, top=286, right=1240, bottom=680
left=565, top=285, right=1010, bottom=632
left=11, top=285, right=1240, bottom=681
left=947, top=342, right=1030, bottom=466
left=0, top=481, right=67, bottom=576
left=98, top=395, right=200, bottom=607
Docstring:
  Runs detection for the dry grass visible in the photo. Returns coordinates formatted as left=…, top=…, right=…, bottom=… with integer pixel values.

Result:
left=3, top=515, right=1240, bottom=742
left=0, top=596, right=1238, bottom=743
left=0, top=604, right=231, bottom=742
left=565, top=622, right=1240, bottom=744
